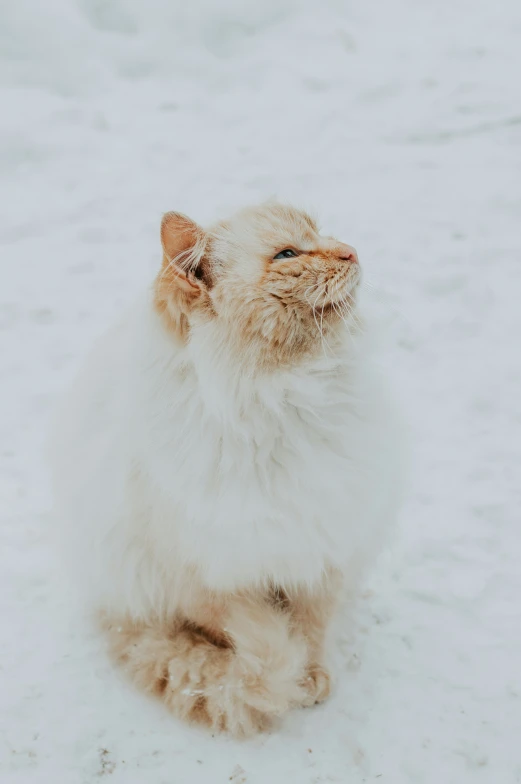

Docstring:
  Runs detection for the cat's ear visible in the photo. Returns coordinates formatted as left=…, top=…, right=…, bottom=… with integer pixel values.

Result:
left=155, top=212, right=212, bottom=339
left=160, top=211, right=208, bottom=294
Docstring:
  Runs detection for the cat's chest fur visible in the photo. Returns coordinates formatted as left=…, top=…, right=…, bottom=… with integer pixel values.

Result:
left=134, top=314, right=391, bottom=591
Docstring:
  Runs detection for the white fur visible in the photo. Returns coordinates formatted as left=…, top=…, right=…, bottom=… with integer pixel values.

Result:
left=50, top=289, right=403, bottom=620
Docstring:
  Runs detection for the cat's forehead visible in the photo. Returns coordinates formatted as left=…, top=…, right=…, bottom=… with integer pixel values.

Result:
left=213, top=204, right=319, bottom=251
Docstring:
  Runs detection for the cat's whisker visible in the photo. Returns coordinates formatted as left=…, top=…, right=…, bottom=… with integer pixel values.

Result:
left=319, top=300, right=334, bottom=358
left=310, top=288, right=325, bottom=350
left=303, top=282, right=320, bottom=306
left=331, top=300, right=349, bottom=329
left=311, top=283, right=334, bottom=359
left=333, top=294, right=360, bottom=350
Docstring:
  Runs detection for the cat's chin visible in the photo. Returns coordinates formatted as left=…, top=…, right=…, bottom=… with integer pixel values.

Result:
left=316, top=267, right=361, bottom=311
left=312, top=283, right=360, bottom=317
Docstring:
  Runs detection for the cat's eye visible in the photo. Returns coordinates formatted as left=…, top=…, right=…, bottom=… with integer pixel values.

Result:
left=274, top=249, right=299, bottom=259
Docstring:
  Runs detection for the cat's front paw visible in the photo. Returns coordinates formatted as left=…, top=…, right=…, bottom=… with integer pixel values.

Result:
left=300, top=664, right=332, bottom=707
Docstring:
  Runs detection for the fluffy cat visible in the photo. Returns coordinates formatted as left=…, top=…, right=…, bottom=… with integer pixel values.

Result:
left=50, top=202, right=403, bottom=736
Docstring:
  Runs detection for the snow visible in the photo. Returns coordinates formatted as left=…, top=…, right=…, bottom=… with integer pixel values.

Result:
left=1, top=0, right=520, bottom=781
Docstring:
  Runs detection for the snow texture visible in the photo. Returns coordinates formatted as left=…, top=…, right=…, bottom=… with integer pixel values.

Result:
left=1, top=0, right=520, bottom=781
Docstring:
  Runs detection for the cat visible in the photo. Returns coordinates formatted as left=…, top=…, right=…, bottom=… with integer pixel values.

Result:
left=50, top=202, right=403, bottom=737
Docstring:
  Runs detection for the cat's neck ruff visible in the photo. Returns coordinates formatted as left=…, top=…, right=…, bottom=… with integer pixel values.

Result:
left=146, top=302, right=367, bottom=430
left=126, top=298, right=395, bottom=596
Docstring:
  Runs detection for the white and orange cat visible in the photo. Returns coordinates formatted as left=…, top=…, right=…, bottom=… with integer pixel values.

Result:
left=50, top=202, right=403, bottom=736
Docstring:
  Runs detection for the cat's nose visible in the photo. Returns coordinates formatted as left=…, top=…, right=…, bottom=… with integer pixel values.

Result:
left=336, top=243, right=358, bottom=264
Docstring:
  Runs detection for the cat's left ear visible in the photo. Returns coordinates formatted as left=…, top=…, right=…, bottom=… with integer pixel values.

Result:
left=160, top=211, right=209, bottom=293
left=155, top=212, right=213, bottom=339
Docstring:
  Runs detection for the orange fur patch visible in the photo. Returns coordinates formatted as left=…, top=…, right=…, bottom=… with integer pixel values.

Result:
left=102, top=571, right=341, bottom=736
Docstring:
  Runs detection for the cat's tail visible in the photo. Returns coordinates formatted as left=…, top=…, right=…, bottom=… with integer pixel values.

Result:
left=103, top=598, right=310, bottom=737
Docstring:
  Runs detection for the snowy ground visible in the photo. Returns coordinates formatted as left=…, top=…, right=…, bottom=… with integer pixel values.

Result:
left=2, top=0, right=521, bottom=781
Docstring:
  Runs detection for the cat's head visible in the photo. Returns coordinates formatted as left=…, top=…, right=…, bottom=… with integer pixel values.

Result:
left=154, top=202, right=361, bottom=369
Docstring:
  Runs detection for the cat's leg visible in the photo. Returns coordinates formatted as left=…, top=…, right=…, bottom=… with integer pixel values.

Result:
left=102, top=591, right=308, bottom=737
left=284, top=567, right=343, bottom=706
